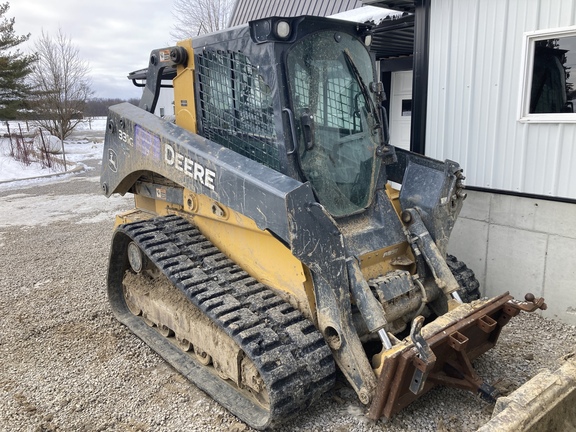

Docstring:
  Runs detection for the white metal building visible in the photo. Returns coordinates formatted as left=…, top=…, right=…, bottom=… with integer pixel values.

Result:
left=415, top=0, right=576, bottom=325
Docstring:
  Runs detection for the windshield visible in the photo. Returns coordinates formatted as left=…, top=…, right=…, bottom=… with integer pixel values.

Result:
left=287, top=31, right=381, bottom=217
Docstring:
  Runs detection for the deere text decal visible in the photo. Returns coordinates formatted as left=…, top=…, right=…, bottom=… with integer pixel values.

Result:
left=164, top=143, right=216, bottom=191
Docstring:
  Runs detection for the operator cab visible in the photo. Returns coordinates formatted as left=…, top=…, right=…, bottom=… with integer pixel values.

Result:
left=131, top=16, right=392, bottom=219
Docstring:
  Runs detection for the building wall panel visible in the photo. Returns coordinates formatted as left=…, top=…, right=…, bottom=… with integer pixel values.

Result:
left=427, top=0, right=576, bottom=200
left=448, top=190, right=576, bottom=325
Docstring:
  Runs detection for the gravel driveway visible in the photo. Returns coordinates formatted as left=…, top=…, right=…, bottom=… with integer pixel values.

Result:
left=1, top=155, right=574, bottom=432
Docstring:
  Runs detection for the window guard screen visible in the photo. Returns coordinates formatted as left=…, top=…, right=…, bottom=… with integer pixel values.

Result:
left=197, top=50, right=280, bottom=170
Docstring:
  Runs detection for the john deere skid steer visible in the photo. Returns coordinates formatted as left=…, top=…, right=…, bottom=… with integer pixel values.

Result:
left=101, top=15, right=549, bottom=429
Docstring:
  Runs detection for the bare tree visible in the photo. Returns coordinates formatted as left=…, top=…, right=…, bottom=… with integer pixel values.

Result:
left=170, top=0, right=234, bottom=39
left=29, top=29, right=92, bottom=168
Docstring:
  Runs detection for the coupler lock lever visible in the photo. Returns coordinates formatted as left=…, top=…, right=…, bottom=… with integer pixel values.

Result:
left=409, top=315, right=436, bottom=394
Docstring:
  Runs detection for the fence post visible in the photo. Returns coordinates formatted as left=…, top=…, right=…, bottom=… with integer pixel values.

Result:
left=6, top=122, right=14, bottom=156
left=58, top=125, right=67, bottom=171
left=39, top=128, right=52, bottom=169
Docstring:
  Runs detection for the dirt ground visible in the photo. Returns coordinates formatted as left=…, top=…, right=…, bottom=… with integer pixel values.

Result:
left=1, top=160, right=575, bottom=432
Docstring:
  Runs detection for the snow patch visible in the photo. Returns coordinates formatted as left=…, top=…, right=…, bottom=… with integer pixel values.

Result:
left=0, top=193, right=133, bottom=228
left=0, top=117, right=106, bottom=185
left=33, top=134, right=63, bottom=154
left=329, top=6, right=405, bottom=25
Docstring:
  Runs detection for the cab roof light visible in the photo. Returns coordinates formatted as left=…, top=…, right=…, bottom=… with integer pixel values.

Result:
left=275, top=20, right=291, bottom=39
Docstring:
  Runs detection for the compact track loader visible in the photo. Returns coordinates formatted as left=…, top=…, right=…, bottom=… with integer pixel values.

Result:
left=101, top=15, right=549, bottom=429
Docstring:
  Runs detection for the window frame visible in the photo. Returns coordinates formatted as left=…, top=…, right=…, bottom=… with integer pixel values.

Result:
left=519, top=26, right=576, bottom=123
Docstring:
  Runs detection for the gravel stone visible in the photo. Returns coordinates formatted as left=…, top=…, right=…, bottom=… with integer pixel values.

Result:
left=1, top=157, right=575, bottom=431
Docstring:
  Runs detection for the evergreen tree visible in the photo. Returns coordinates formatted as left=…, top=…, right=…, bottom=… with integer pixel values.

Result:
left=0, top=2, right=36, bottom=119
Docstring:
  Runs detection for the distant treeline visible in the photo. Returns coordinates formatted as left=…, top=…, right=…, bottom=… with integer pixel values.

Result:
left=84, top=98, right=140, bottom=117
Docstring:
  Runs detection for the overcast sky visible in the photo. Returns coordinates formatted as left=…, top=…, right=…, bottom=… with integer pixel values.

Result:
left=9, top=0, right=176, bottom=100
left=8, top=2, right=400, bottom=102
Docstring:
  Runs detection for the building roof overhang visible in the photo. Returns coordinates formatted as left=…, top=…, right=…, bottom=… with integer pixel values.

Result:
left=362, top=0, right=415, bottom=13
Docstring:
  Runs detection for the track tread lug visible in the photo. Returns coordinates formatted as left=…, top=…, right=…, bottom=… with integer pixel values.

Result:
left=111, top=215, right=336, bottom=429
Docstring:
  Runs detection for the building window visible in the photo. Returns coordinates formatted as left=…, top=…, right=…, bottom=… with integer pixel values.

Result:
left=520, top=27, right=576, bottom=122
left=401, top=99, right=412, bottom=116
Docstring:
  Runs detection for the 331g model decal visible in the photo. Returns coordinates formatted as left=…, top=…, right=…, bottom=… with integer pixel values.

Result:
left=118, top=129, right=133, bottom=147
left=164, top=143, right=216, bottom=191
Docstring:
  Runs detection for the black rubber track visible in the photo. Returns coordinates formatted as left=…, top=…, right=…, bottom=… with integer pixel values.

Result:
left=107, top=215, right=336, bottom=430
left=446, top=254, right=481, bottom=303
